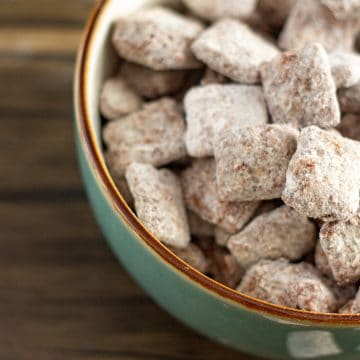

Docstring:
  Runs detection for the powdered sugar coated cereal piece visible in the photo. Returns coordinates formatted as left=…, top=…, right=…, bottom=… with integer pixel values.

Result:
left=338, top=81, right=360, bottom=114
left=184, top=84, right=268, bottom=157
left=228, top=206, right=316, bottom=268
left=282, top=126, right=360, bottom=221
left=100, top=76, right=142, bottom=120
left=337, top=113, right=360, bottom=140
left=315, top=239, right=359, bottom=311
left=320, top=211, right=360, bottom=285
left=103, top=98, right=187, bottom=176
left=279, top=0, right=357, bottom=51
left=188, top=210, right=215, bottom=237
left=181, top=158, right=260, bottom=233
left=211, top=247, right=245, bottom=288
left=191, top=19, right=279, bottom=84
left=329, top=51, right=360, bottom=88
left=120, top=62, right=188, bottom=99
left=170, top=243, right=210, bottom=273
left=215, top=125, right=298, bottom=202
left=261, top=43, right=340, bottom=129
left=112, top=7, right=204, bottom=70
left=321, top=0, right=360, bottom=20
left=238, top=258, right=343, bottom=312
left=315, top=241, right=333, bottom=278
left=126, top=163, right=190, bottom=248
left=183, top=0, right=257, bottom=21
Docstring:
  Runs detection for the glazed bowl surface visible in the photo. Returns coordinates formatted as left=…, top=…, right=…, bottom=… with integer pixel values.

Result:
left=74, top=1, right=360, bottom=358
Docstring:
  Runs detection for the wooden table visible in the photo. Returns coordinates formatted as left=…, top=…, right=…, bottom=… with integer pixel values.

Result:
left=0, top=2, right=255, bottom=359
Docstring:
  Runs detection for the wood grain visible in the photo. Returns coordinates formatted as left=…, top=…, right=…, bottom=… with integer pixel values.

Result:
left=0, top=0, right=95, bottom=26
left=0, top=1, right=255, bottom=359
left=0, top=27, right=82, bottom=56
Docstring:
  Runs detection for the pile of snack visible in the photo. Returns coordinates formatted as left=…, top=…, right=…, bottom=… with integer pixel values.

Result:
left=100, top=0, right=360, bottom=313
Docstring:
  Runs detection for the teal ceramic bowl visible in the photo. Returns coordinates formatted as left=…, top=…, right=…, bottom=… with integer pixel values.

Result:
left=74, top=1, right=360, bottom=358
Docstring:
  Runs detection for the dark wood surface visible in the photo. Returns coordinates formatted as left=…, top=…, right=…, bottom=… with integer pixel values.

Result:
left=0, top=1, right=256, bottom=359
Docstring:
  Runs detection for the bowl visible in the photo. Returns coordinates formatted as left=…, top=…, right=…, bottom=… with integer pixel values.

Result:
left=74, top=1, right=360, bottom=358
